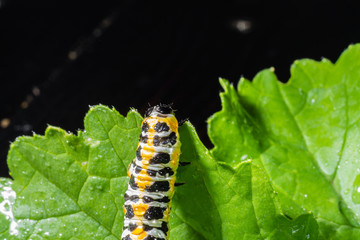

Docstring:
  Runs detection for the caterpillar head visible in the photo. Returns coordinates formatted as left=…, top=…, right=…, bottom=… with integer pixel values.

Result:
left=145, top=104, right=174, bottom=117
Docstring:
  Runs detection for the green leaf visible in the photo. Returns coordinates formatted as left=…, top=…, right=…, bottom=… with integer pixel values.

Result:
left=6, top=43, right=359, bottom=240
left=1, top=104, right=317, bottom=239
left=4, top=105, right=142, bottom=239
left=173, top=123, right=318, bottom=240
left=0, top=178, right=37, bottom=240
left=208, top=44, right=360, bottom=239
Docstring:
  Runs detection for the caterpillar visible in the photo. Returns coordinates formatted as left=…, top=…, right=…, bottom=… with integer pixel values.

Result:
left=121, top=104, right=181, bottom=240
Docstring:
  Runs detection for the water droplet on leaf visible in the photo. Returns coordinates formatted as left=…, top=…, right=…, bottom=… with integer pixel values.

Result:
left=352, top=174, right=360, bottom=203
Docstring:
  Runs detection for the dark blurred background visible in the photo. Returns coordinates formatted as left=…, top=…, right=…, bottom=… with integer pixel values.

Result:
left=1, top=1, right=360, bottom=178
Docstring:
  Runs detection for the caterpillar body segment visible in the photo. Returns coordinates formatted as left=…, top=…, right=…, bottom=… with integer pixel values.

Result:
left=122, top=104, right=181, bottom=240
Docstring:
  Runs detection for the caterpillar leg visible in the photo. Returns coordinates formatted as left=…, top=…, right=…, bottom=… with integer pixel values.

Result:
left=179, top=118, right=189, bottom=126
left=175, top=182, right=185, bottom=187
left=179, top=162, right=190, bottom=166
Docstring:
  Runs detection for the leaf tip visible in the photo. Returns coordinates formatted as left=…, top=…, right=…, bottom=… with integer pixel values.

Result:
left=218, top=78, right=238, bottom=97
left=335, top=43, right=360, bottom=67
left=129, top=107, right=139, bottom=114
left=44, top=125, right=67, bottom=138
left=88, top=104, right=101, bottom=111
left=88, top=104, right=109, bottom=112
left=218, top=77, right=229, bottom=89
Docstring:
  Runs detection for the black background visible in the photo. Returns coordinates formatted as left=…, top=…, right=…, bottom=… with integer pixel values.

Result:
left=1, top=1, right=360, bottom=178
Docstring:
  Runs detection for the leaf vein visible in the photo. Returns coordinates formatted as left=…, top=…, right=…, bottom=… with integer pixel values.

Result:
left=93, top=110, right=128, bottom=173
left=332, top=84, right=349, bottom=182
